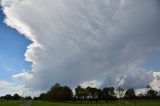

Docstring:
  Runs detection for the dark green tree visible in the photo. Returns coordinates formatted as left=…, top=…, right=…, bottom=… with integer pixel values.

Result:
left=3, top=94, right=12, bottom=100
left=60, top=86, right=73, bottom=101
left=124, top=88, right=136, bottom=100
left=96, top=89, right=103, bottom=101
left=46, top=83, right=73, bottom=101
left=13, top=94, right=20, bottom=100
left=86, top=87, right=99, bottom=102
left=24, top=96, right=32, bottom=100
left=146, top=89, right=157, bottom=100
left=102, top=87, right=115, bottom=101
left=75, top=86, right=86, bottom=102
left=116, top=87, right=124, bottom=99
left=47, top=83, right=61, bottom=101
left=39, top=93, right=47, bottom=100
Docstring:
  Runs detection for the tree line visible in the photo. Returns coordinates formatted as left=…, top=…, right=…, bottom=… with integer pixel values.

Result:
left=33, top=83, right=160, bottom=102
left=0, top=94, right=32, bottom=100
left=0, top=83, right=159, bottom=102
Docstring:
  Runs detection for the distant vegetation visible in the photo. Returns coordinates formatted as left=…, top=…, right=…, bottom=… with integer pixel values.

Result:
left=33, top=83, right=160, bottom=102
left=0, top=83, right=160, bottom=102
left=0, top=93, right=32, bottom=101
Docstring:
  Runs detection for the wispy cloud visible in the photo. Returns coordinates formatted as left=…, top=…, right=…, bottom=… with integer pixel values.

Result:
left=12, top=71, right=33, bottom=81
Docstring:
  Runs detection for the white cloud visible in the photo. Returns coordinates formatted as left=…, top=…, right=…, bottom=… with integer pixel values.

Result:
left=80, top=80, right=102, bottom=88
left=1, top=0, right=160, bottom=92
left=150, top=72, right=160, bottom=90
left=0, top=80, right=45, bottom=97
left=0, top=80, right=27, bottom=96
left=12, top=71, right=33, bottom=81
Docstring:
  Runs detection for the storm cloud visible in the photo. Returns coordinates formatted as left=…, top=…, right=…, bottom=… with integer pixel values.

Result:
left=1, top=0, right=160, bottom=90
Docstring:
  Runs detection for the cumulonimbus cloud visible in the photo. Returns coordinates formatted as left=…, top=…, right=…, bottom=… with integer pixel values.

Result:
left=1, top=0, right=160, bottom=90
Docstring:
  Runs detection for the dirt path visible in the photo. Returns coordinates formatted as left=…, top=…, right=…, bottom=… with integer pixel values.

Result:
left=20, top=101, right=31, bottom=106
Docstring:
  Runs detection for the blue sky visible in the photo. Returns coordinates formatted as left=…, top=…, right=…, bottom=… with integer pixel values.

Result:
left=141, top=52, right=160, bottom=71
left=0, top=7, right=31, bottom=82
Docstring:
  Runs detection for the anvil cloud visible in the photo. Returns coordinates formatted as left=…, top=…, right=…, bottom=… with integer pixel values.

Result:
left=1, top=0, right=160, bottom=90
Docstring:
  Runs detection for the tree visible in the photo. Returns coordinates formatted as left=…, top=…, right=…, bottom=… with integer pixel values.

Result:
left=137, top=93, right=145, bottom=100
left=124, top=88, right=136, bottom=100
left=60, top=86, right=73, bottom=101
left=102, top=87, right=115, bottom=101
left=47, top=83, right=61, bottom=101
left=96, top=89, right=103, bottom=101
left=13, top=94, right=20, bottom=100
left=75, top=86, right=86, bottom=102
left=86, top=87, right=99, bottom=102
left=39, top=93, right=47, bottom=100
left=33, top=97, right=39, bottom=100
left=145, top=84, right=152, bottom=95
left=146, top=89, right=157, bottom=100
left=46, top=83, right=73, bottom=101
left=116, top=87, right=124, bottom=99
left=146, top=84, right=152, bottom=91
left=3, top=94, right=12, bottom=100
left=25, top=96, right=32, bottom=100
left=75, top=86, right=82, bottom=100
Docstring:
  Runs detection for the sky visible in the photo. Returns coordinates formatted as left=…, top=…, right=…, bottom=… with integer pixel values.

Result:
left=0, top=7, right=31, bottom=82
left=0, top=0, right=160, bottom=97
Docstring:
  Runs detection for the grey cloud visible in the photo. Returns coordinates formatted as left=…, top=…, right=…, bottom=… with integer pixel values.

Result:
left=1, top=0, right=160, bottom=90
left=156, top=75, right=160, bottom=80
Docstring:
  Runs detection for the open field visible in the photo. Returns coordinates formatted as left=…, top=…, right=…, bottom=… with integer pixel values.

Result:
left=0, top=100, right=23, bottom=106
left=1, top=100, right=160, bottom=106
left=31, top=101, right=160, bottom=106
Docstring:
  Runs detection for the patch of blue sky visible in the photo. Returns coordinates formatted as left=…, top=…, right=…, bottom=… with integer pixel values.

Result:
left=140, top=51, right=160, bottom=71
left=0, top=7, right=32, bottom=82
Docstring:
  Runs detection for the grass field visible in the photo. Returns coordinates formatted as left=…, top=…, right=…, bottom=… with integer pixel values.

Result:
left=1, top=100, right=160, bottom=106
left=31, top=101, right=160, bottom=106
left=0, top=100, right=23, bottom=106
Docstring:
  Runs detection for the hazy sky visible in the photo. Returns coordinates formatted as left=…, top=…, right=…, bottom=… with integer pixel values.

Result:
left=0, top=0, right=160, bottom=96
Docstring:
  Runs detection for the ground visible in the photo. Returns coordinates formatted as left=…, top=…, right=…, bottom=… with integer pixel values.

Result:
left=1, top=100, right=160, bottom=106
left=30, top=101, right=160, bottom=106
left=0, top=100, right=23, bottom=106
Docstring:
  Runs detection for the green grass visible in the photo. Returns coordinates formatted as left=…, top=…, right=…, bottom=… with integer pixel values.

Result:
left=0, top=100, right=23, bottom=106
left=1, top=100, right=160, bottom=106
left=31, top=101, right=160, bottom=106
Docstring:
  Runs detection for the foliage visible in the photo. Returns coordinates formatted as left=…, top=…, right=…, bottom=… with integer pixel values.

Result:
left=0, top=94, right=21, bottom=100
left=39, top=83, right=73, bottom=102
left=146, top=89, right=158, bottom=100
left=124, top=88, right=136, bottom=100
left=1, top=83, right=160, bottom=102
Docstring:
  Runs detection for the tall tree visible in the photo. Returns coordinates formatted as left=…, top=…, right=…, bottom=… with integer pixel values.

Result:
left=147, top=89, right=157, bottom=100
left=47, top=83, right=61, bottom=101
left=39, top=93, right=47, bottom=100
left=124, top=88, right=136, bottom=100
left=86, top=87, right=99, bottom=102
left=3, top=94, right=12, bottom=100
left=116, top=87, right=124, bottom=99
left=146, top=84, right=152, bottom=90
left=75, top=86, right=82, bottom=100
left=60, top=86, right=73, bottom=101
left=96, top=89, right=103, bottom=101
left=46, top=83, right=73, bottom=101
left=102, top=87, right=115, bottom=101
left=75, top=86, right=86, bottom=102
left=13, top=94, right=20, bottom=100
